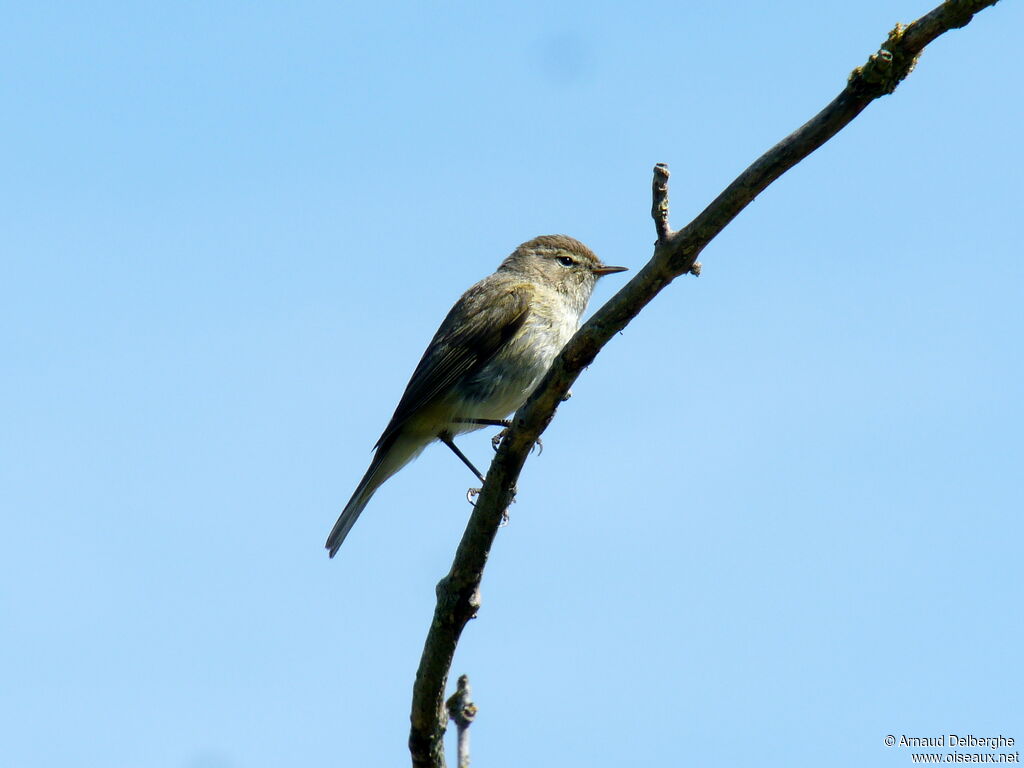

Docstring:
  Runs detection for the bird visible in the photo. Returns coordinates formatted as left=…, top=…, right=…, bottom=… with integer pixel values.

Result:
left=325, top=234, right=627, bottom=557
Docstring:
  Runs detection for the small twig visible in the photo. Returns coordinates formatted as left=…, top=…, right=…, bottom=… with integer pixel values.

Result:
left=652, top=162, right=701, bottom=275
left=651, top=162, right=671, bottom=243
left=445, top=675, right=477, bottom=768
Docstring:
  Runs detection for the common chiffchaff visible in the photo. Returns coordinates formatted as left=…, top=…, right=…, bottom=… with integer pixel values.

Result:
left=326, top=235, right=626, bottom=556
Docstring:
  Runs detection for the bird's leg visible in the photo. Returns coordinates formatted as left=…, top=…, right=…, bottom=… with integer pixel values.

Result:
left=451, top=417, right=534, bottom=453
left=453, top=418, right=511, bottom=428
left=451, top=418, right=514, bottom=453
left=439, top=432, right=485, bottom=484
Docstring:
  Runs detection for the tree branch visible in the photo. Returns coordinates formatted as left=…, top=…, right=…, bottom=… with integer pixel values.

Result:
left=408, top=1, right=1003, bottom=765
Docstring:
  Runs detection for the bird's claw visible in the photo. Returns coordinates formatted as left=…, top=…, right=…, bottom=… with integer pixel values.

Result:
left=492, top=429, right=543, bottom=455
left=466, top=487, right=481, bottom=506
left=491, top=428, right=508, bottom=451
left=497, top=485, right=518, bottom=527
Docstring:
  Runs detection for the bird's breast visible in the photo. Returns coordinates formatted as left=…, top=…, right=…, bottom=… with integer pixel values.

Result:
left=450, top=294, right=580, bottom=426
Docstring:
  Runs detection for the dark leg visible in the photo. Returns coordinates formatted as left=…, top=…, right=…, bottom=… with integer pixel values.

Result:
left=453, top=418, right=511, bottom=428
left=489, top=429, right=543, bottom=454
left=439, top=432, right=485, bottom=483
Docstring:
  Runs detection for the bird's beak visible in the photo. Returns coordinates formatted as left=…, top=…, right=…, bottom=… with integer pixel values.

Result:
left=591, top=264, right=628, bottom=277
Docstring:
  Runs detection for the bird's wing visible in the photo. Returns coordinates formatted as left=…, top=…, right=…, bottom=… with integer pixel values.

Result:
left=373, top=280, right=534, bottom=449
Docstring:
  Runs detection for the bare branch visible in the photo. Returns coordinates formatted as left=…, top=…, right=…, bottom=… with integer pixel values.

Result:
left=408, top=1, right=1003, bottom=765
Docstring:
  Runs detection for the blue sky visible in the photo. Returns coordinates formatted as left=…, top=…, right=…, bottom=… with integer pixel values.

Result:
left=2, top=2, right=1021, bottom=767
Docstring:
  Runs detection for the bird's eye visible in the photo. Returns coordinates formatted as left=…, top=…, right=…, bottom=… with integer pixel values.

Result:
left=557, top=256, right=575, bottom=267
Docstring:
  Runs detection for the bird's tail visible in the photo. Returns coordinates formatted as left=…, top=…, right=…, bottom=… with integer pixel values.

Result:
left=325, top=471, right=379, bottom=558
left=325, top=434, right=424, bottom=557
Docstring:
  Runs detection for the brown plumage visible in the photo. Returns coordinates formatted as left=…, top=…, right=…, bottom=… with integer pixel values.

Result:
left=326, top=235, right=626, bottom=556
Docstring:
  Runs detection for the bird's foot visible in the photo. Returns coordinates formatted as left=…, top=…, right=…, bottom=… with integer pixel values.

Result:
left=498, top=486, right=517, bottom=527
left=491, top=428, right=543, bottom=455
left=466, top=485, right=517, bottom=524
